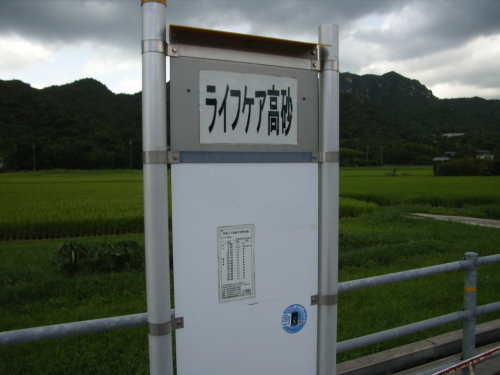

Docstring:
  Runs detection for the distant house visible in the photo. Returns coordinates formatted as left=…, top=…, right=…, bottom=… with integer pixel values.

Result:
left=477, top=150, right=494, bottom=160
left=442, top=133, right=465, bottom=137
left=444, top=151, right=456, bottom=157
left=433, top=157, right=452, bottom=162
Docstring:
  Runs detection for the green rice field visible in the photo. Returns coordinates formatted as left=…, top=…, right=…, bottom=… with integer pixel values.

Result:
left=0, top=170, right=145, bottom=240
left=1, top=167, right=499, bottom=374
left=0, top=169, right=378, bottom=240
left=1, top=166, right=499, bottom=240
left=341, top=166, right=500, bottom=219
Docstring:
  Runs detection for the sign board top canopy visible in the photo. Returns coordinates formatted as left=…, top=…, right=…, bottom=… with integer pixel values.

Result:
left=170, top=24, right=329, bottom=60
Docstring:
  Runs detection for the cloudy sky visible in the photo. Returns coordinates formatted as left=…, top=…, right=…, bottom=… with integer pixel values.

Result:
left=0, top=0, right=499, bottom=99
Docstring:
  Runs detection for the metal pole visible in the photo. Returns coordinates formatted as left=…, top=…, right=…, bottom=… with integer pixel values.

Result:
left=478, top=253, right=500, bottom=266
left=141, top=1, right=173, bottom=374
left=339, top=259, right=471, bottom=293
left=337, top=309, right=473, bottom=353
left=0, top=310, right=176, bottom=347
left=0, top=313, right=149, bottom=346
left=462, top=252, right=478, bottom=375
left=317, top=24, right=339, bottom=375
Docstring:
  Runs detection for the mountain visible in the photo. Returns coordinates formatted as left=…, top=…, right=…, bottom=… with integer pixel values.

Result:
left=339, top=71, right=500, bottom=165
left=341, top=71, right=436, bottom=111
left=0, top=78, right=143, bottom=170
left=0, top=73, right=499, bottom=170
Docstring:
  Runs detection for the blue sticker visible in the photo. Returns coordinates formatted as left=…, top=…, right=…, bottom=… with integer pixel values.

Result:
left=281, top=304, right=307, bottom=334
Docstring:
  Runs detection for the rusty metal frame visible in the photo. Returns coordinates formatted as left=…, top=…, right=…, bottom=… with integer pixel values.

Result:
left=429, top=346, right=500, bottom=375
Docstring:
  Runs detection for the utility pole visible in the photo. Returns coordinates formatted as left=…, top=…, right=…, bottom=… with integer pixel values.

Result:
left=33, top=143, right=36, bottom=171
left=129, top=138, right=133, bottom=171
left=380, top=146, right=383, bottom=167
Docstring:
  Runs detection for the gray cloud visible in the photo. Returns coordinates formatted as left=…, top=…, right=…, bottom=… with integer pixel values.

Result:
left=0, top=1, right=407, bottom=46
left=0, top=0, right=499, bottom=98
left=0, top=0, right=140, bottom=54
left=166, top=1, right=408, bottom=41
left=3, top=1, right=497, bottom=56
left=354, top=1, right=500, bottom=60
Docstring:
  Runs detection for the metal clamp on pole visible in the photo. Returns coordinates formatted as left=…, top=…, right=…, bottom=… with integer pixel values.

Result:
left=321, top=59, right=339, bottom=72
left=311, top=294, right=338, bottom=306
left=143, top=151, right=168, bottom=164
left=312, top=151, right=339, bottom=163
left=142, top=39, right=167, bottom=54
left=148, top=317, right=184, bottom=336
left=148, top=322, right=171, bottom=336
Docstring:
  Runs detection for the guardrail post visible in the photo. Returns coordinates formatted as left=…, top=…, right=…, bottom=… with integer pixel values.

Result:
left=462, top=252, right=478, bottom=375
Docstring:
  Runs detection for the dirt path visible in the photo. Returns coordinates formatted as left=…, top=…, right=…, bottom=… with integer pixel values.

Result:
left=412, top=213, right=500, bottom=229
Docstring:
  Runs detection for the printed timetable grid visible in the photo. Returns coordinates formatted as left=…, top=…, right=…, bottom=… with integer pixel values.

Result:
left=218, top=225, right=255, bottom=302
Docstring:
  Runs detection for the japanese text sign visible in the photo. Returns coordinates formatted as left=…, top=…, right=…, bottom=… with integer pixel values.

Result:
left=200, top=70, right=298, bottom=145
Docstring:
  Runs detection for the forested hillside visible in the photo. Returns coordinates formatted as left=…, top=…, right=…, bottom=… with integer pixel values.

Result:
left=1, top=72, right=499, bottom=170
left=339, top=71, right=500, bottom=165
left=0, top=79, right=143, bottom=170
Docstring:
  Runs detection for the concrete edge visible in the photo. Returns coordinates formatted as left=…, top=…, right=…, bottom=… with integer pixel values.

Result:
left=394, top=341, right=500, bottom=375
left=411, top=214, right=500, bottom=228
left=337, top=319, right=500, bottom=375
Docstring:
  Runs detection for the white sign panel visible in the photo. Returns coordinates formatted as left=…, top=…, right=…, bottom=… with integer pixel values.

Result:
left=218, top=224, right=255, bottom=302
left=172, top=163, right=318, bottom=375
left=200, top=70, right=298, bottom=145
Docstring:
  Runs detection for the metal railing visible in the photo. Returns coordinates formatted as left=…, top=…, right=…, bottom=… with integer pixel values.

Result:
left=1, top=252, right=499, bottom=373
left=336, top=253, right=500, bottom=352
left=336, top=252, right=500, bottom=375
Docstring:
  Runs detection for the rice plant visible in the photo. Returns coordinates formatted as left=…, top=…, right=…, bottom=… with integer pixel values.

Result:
left=0, top=171, right=145, bottom=240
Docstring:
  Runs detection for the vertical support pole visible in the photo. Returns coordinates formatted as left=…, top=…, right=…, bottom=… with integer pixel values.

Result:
left=33, top=143, right=36, bottom=171
left=141, top=1, right=173, bottom=375
left=317, top=24, right=339, bottom=375
left=462, top=252, right=478, bottom=375
left=130, top=139, right=133, bottom=171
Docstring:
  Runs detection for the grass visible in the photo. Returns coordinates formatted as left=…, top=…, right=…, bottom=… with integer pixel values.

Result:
left=0, top=234, right=149, bottom=375
left=337, top=208, right=500, bottom=361
left=339, top=197, right=378, bottom=218
left=1, top=213, right=499, bottom=372
left=0, top=168, right=499, bottom=373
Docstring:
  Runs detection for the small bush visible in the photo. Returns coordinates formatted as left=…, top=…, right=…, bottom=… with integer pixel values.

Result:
left=52, top=240, right=144, bottom=275
left=434, top=157, right=497, bottom=176
left=339, top=197, right=378, bottom=218
left=492, top=160, right=500, bottom=175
